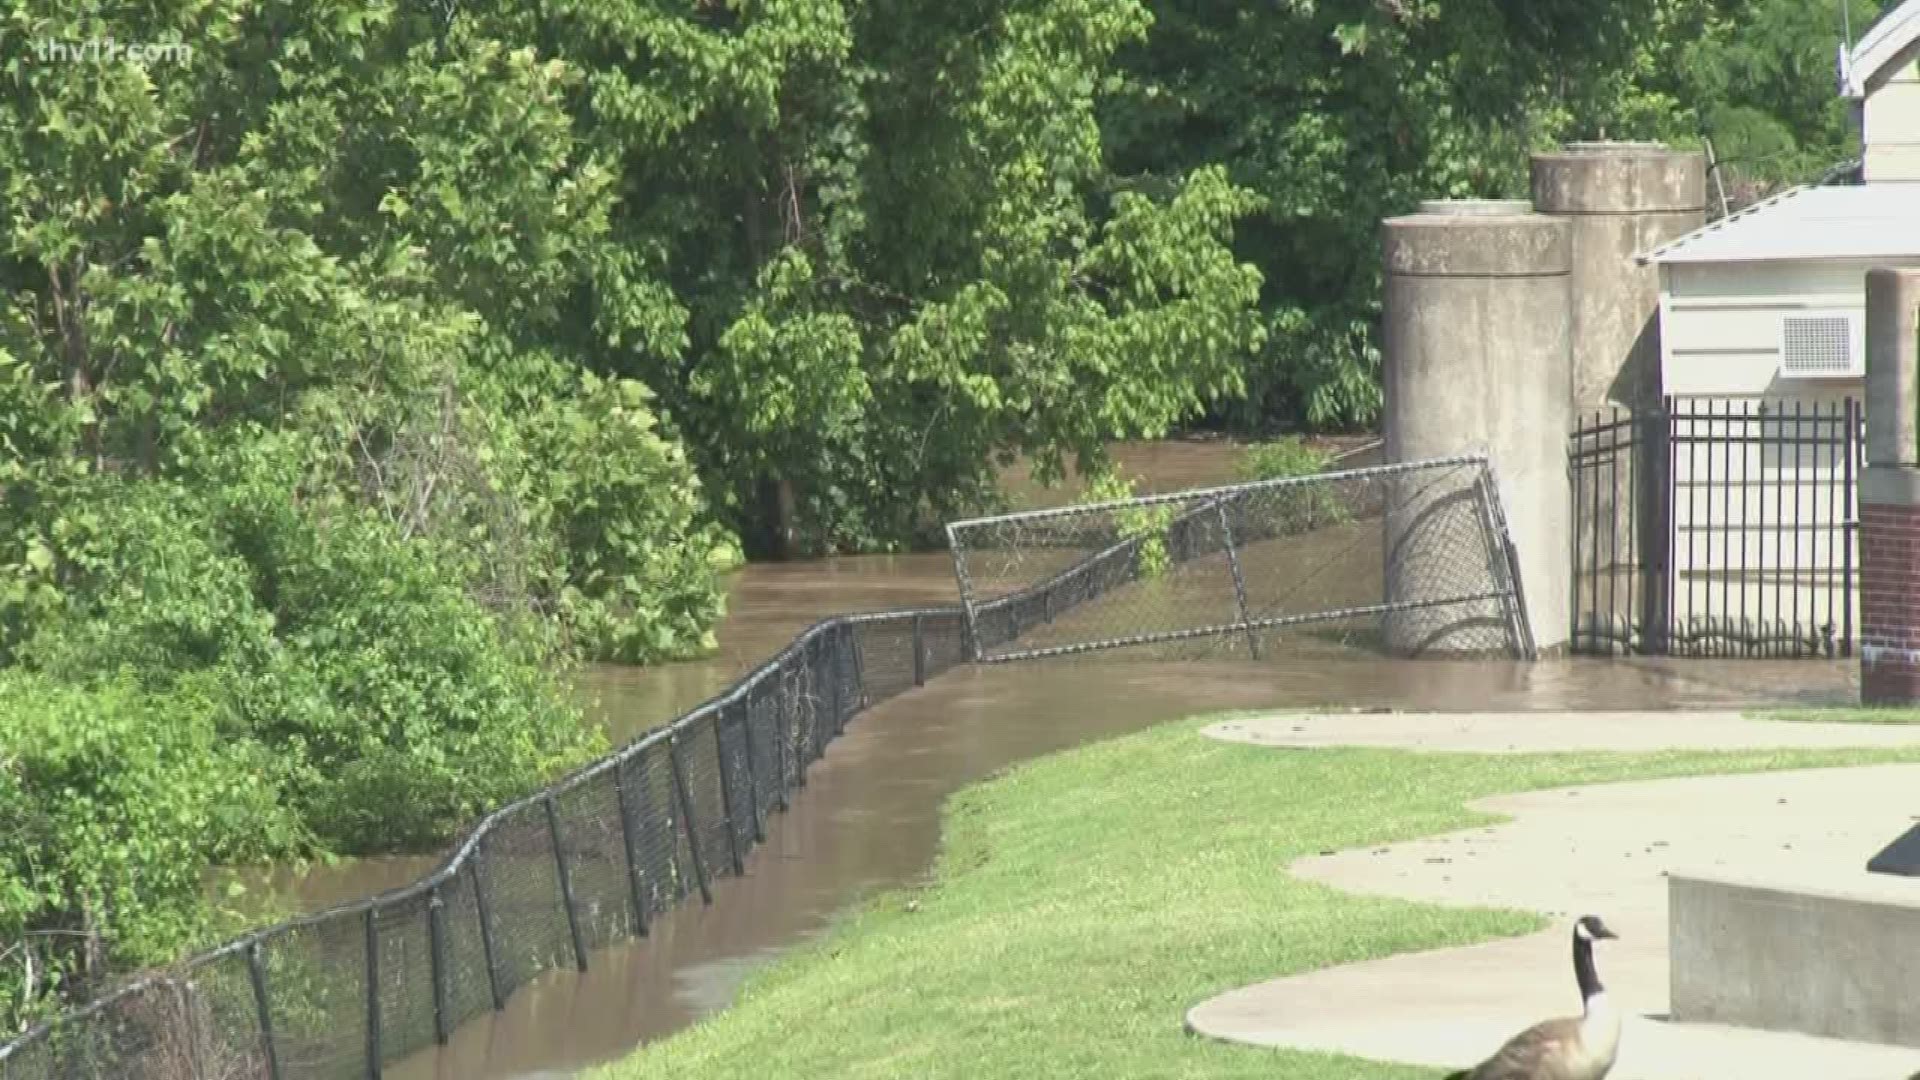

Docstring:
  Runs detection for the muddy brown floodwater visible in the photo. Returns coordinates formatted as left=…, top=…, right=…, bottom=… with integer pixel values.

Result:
left=237, top=437, right=1855, bottom=1080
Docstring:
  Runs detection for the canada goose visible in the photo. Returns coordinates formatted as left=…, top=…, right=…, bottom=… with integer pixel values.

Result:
left=1445, top=915, right=1621, bottom=1080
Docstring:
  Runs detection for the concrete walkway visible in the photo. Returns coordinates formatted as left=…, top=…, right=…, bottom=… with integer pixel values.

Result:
left=1203, top=709, right=1920, bottom=754
left=1186, top=712, right=1920, bottom=1079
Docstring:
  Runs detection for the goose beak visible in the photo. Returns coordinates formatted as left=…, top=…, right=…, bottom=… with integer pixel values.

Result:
left=1596, top=926, right=1619, bottom=940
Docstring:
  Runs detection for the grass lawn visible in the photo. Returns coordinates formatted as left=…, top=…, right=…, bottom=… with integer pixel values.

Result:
left=588, top=717, right=1920, bottom=1080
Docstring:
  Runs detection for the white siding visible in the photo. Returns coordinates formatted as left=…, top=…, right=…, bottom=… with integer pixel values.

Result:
left=1865, top=57, right=1920, bottom=183
left=1659, top=259, right=1920, bottom=396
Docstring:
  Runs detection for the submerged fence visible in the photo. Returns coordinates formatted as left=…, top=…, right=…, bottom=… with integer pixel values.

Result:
left=948, top=456, right=1532, bottom=662
left=1, top=451, right=1517, bottom=1080
left=0, top=606, right=982, bottom=1080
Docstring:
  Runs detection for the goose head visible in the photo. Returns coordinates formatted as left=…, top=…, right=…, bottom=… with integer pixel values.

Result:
left=1574, top=915, right=1618, bottom=943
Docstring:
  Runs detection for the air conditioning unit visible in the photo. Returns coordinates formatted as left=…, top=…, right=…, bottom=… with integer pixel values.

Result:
left=1779, top=311, right=1864, bottom=378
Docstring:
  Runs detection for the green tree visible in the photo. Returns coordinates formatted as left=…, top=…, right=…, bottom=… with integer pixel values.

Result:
left=1103, top=0, right=1882, bottom=430
left=446, top=0, right=1269, bottom=553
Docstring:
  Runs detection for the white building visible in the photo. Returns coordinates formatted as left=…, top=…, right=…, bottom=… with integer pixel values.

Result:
left=1639, top=0, right=1920, bottom=401
left=1591, top=3, right=1920, bottom=649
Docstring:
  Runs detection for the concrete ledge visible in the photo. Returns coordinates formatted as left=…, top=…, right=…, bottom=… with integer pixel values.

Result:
left=1671, top=870, right=1920, bottom=1048
left=1862, top=465, right=1920, bottom=506
left=1531, top=142, right=1707, bottom=215
left=1382, top=209, right=1571, bottom=277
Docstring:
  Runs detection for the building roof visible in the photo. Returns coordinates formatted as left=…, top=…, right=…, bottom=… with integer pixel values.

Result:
left=1636, top=184, right=1920, bottom=266
left=1845, top=0, right=1920, bottom=98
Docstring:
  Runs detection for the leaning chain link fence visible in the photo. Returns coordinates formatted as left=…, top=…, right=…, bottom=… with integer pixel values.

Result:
left=0, top=453, right=1530, bottom=1080
left=949, top=455, right=1534, bottom=662
left=0, top=610, right=973, bottom=1080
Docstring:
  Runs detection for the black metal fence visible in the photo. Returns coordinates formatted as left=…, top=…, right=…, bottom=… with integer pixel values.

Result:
left=0, top=452, right=1539, bottom=1080
left=0, top=603, right=994, bottom=1080
left=1570, top=396, right=1862, bottom=657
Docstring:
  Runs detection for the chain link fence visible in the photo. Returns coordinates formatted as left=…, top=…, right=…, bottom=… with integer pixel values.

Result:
left=0, top=608, right=977, bottom=1080
left=0, top=454, right=1530, bottom=1080
left=949, top=455, right=1533, bottom=662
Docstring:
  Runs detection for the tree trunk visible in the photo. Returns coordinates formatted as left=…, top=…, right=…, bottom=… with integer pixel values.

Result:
left=752, top=472, right=798, bottom=560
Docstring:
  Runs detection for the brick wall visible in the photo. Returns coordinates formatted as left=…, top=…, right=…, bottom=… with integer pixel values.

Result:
left=1862, top=501, right=1920, bottom=703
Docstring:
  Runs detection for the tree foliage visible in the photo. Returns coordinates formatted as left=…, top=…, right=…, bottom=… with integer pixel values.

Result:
left=0, top=0, right=1268, bottom=1027
left=1103, top=0, right=1885, bottom=429
left=506, top=0, right=1271, bottom=552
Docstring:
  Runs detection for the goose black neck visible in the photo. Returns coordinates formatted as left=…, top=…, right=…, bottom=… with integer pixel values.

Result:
left=1573, top=932, right=1604, bottom=999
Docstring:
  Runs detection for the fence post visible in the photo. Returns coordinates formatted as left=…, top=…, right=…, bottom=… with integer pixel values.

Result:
left=733, top=697, right=765, bottom=842
left=467, top=848, right=507, bottom=1007
left=246, top=940, right=283, bottom=1080
left=911, top=614, right=926, bottom=686
left=947, top=526, right=985, bottom=663
left=427, top=887, right=451, bottom=1044
left=174, top=977, right=209, bottom=1080
left=775, top=664, right=796, bottom=798
left=1638, top=403, right=1673, bottom=655
left=364, top=909, right=382, bottom=1079
left=667, top=734, right=715, bottom=905
left=828, top=625, right=849, bottom=735
left=1213, top=499, right=1260, bottom=659
left=805, top=635, right=826, bottom=763
left=612, top=755, right=652, bottom=936
left=710, top=711, right=747, bottom=876
left=1845, top=396, right=1858, bottom=658
left=816, top=632, right=836, bottom=747
left=1475, top=463, right=1537, bottom=660
left=544, top=794, right=590, bottom=972
left=846, top=622, right=868, bottom=711
left=844, top=622, right=860, bottom=726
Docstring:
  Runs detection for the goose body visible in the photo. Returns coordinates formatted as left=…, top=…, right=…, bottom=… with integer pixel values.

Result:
left=1446, top=916, right=1621, bottom=1080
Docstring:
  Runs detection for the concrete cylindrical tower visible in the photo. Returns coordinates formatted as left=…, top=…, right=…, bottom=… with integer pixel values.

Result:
left=1530, top=141, right=1707, bottom=412
left=1382, top=200, right=1572, bottom=655
left=1860, top=268, right=1920, bottom=703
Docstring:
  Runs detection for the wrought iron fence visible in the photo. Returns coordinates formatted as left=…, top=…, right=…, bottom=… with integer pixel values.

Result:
left=1570, top=396, right=1862, bottom=657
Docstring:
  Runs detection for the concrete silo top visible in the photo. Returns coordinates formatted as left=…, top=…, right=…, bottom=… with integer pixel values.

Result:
left=1531, top=141, right=1707, bottom=214
left=1382, top=200, right=1570, bottom=278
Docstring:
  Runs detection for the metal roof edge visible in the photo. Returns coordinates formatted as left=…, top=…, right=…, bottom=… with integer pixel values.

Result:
left=1848, top=0, right=1920, bottom=98
left=1633, top=185, right=1814, bottom=266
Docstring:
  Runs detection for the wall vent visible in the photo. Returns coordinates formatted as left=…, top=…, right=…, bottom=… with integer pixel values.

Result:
left=1780, top=313, right=1861, bottom=378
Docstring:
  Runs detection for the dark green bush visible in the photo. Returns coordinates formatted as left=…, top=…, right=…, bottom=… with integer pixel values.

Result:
left=1237, top=436, right=1337, bottom=484
left=1237, top=436, right=1351, bottom=529
left=8, top=458, right=603, bottom=854
left=0, top=672, right=295, bottom=1028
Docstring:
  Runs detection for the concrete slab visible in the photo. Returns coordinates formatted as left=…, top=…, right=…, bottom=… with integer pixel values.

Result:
left=1187, top=713, right=1920, bottom=1079
left=1671, top=871, right=1920, bottom=1048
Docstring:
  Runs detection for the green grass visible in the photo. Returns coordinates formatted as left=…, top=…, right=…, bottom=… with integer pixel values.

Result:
left=590, top=718, right=1920, bottom=1080
left=1753, top=706, right=1920, bottom=724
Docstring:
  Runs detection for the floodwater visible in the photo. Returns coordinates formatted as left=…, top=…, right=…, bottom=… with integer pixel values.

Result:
left=239, top=437, right=1859, bottom=1080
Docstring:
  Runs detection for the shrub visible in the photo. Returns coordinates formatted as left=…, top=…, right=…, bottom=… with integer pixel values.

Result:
left=1237, top=435, right=1337, bottom=484
left=7, top=458, right=603, bottom=855
left=1086, top=471, right=1176, bottom=579
left=0, top=672, right=294, bottom=1029
left=1237, top=436, right=1351, bottom=530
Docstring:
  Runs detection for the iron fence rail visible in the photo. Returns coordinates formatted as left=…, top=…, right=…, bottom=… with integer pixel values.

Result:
left=1570, top=396, right=1862, bottom=657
